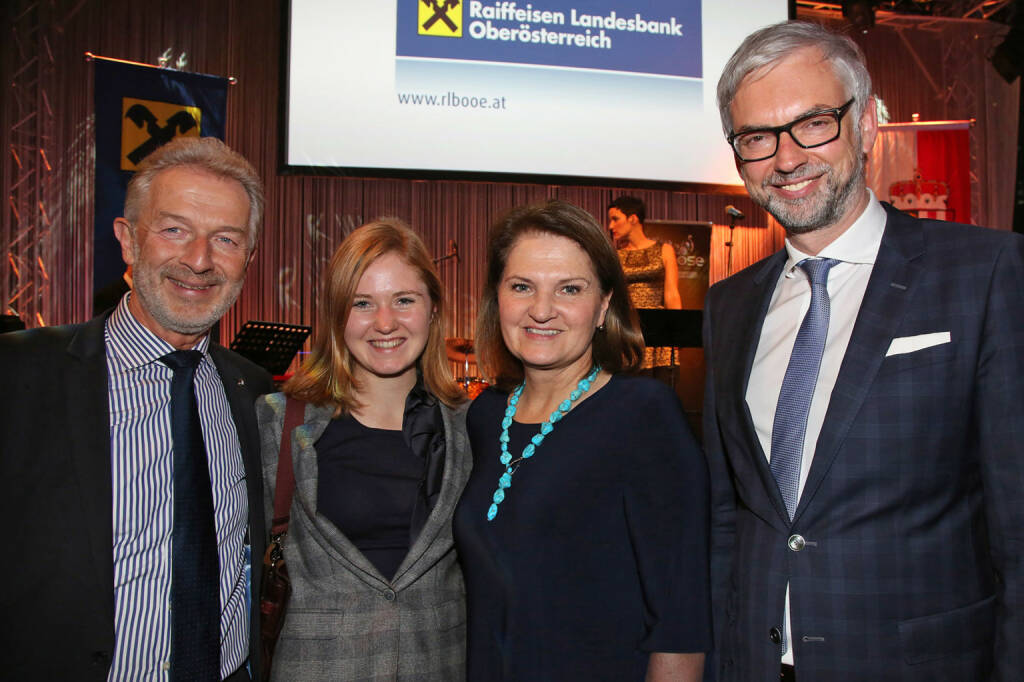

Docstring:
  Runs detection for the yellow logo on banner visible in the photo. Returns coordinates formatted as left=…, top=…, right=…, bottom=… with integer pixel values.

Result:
left=418, top=0, right=462, bottom=37
left=120, top=98, right=202, bottom=170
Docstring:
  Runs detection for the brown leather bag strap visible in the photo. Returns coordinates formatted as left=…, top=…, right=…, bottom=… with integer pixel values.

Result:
left=270, top=396, right=305, bottom=536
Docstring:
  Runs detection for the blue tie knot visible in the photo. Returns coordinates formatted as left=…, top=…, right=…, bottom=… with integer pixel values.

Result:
left=161, top=350, right=204, bottom=373
left=798, top=257, right=840, bottom=286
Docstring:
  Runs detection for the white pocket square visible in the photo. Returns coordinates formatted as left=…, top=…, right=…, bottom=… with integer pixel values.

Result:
left=885, top=332, right=951, bottom=357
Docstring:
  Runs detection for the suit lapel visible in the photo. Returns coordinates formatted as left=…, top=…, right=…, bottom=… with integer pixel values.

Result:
left=290, top=404, right=333, bottom=526
left=794, top=206, right=925, bottom=521
left=64, top=316, right=116, bottom=623
left=208, top=344, right=268, bottom=665
left=209, top=345, right=264, bottom=538
left=729, top=251, right=795, bottom=525
left=392, top=403, right=469, bottom=591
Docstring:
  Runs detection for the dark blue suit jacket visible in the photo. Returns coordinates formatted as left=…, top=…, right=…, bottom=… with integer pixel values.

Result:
left=0, top=312, right=274, bottom=680
left=703, top=204, right=1024, bottom=681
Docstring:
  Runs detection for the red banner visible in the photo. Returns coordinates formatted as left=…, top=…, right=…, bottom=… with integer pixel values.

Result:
left=867, top=122, right=971, bottom=223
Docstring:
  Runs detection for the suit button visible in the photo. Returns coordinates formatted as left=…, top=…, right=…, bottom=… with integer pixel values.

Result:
left=769, top=627, right=782, bottom=644
left=788, top=534, right=806, bottom=551
left=91, top=651, right=110, bottom=666
left=382, top=588, right=396, bottom=601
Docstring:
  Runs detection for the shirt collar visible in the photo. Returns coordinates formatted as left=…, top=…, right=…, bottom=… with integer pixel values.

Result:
left=105, top=292, right=210, bottom=369
left=782, top=188, right=886, bottom=278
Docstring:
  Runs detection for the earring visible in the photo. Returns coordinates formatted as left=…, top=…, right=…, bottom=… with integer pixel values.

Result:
left=596, top=323, right=606, bottom=332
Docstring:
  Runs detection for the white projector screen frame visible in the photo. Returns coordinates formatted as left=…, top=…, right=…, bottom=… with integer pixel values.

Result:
left=283, top=0, right=791, bottom=187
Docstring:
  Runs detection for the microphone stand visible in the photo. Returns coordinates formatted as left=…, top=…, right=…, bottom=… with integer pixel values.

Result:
left=726, top=213, right=737, bottom=277
left=724, top=207, right=744, bottom=276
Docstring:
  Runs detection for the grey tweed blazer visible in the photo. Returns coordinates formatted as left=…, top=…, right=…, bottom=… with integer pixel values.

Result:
left=257, top=392, right=471, bottom=681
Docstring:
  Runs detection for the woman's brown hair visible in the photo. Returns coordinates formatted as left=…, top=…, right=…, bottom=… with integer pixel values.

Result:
left=284, top=217, right=464, bottom=412
left=476, top=199, right=644, bottom=390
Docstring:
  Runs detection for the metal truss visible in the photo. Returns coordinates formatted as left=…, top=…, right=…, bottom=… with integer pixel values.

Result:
left=956, top=1, right=1012, bottom=20
left=4, top=0, right=55, bottom=326
left=937, top=18, right=994, bottom=225
left=3, top=0, right=88, bottom=327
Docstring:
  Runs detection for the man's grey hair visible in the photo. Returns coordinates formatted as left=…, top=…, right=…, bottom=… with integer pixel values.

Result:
left=716, top=21, right=873, bottom=137
left=123, top=136, right=265, bottom=246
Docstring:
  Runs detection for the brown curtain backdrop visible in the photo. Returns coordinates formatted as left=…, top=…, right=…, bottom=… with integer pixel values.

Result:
left=1, top=0, right=1017, bottom=359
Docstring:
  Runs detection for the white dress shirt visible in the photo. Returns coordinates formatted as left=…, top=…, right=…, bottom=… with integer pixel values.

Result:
left=745, top=190, right=887, bottom=665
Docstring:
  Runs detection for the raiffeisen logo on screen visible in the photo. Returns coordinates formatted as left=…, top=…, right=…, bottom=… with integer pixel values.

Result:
left=418, top=0, right=463, bottom=37
left=401, top=0, right=701, bottom=79
left=466, top=2, right=686, bottom=40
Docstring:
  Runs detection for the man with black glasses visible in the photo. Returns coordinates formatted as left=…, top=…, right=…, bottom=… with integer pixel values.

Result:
left=702, top=21, right=1023, bottom=682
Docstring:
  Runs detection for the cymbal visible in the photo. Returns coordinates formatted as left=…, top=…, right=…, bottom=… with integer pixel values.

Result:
left=445, top=337, right=475, bottom=362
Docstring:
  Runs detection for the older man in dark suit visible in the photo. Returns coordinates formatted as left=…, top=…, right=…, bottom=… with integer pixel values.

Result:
left=702, top=21, right=1023, bottom=682
left=0, top=137, right=273, bottom=681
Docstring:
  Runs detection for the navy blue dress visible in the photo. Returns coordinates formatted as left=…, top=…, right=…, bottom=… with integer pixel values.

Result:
left=454, top=374, right=711, bottom=680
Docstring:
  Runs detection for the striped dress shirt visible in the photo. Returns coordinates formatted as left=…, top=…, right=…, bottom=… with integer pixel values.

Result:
left=105, top=296, right=249, bottom=680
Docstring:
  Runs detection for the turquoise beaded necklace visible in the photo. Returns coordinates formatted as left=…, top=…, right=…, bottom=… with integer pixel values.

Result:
left=486, top=364, right=601, bottom=521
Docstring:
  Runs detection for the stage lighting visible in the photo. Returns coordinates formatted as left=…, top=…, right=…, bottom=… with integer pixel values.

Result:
left=842, top=0, right=876, bottom=33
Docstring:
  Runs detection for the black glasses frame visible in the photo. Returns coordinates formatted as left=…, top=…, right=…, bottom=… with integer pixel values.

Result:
left=727, top=98, right=856, bottom=162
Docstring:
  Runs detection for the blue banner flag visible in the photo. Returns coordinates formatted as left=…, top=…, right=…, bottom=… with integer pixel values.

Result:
left=92, top=58, right=228, bottom=312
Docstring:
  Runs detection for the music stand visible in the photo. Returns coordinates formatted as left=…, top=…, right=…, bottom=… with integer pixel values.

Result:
left=636, top=309, right=703, bottom=349
left=634, top=309, right=703, bottom=389
left=229, top=320, right=312, bottom=377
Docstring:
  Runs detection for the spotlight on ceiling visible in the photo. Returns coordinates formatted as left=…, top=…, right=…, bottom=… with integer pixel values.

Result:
left=842, top=0, right=876, bottom=33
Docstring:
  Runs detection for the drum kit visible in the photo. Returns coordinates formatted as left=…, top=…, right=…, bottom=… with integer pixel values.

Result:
left=434, top=241, right=489, bottom=399
left=445, top=337, right=488, bottom=399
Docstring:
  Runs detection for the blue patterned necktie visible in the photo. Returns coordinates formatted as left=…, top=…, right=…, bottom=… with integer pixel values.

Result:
left=770, top=258, right=840, bottom=521
left=161, top=350, right=221, bottom=681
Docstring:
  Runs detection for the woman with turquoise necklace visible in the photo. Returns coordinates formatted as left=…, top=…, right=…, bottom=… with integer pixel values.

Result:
left=454, top=200, right=710, bottom=680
